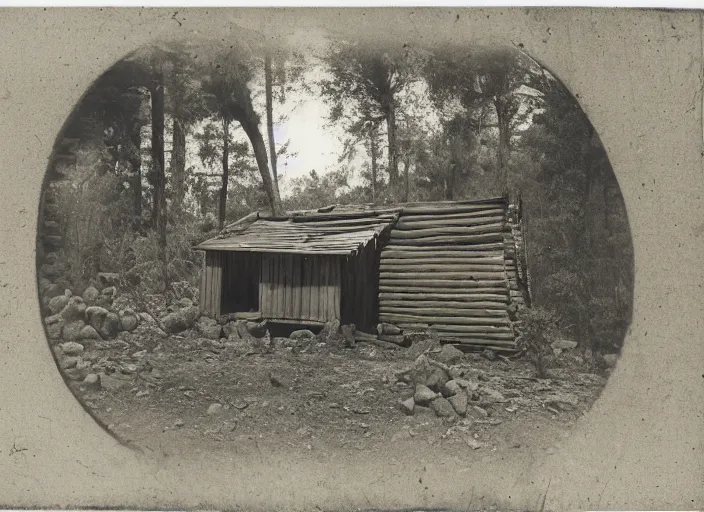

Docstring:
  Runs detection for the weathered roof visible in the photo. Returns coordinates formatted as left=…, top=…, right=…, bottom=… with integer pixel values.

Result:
left=195, top=197, right=508, bottom=256
left=195, top=209, right=401, bottom=255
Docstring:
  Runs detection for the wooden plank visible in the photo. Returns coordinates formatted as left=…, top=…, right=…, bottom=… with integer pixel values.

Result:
left=200, top=253, right=207, bottom=314
left=380, top=252, right=504, bottom=262
left=310, top=255, right=320, bottom=322
left=400, top=204, right=505, bottom=216
left=320, top=256, right=329, bottom=321
left=285, top=253, right=294, bottom=318
left=292, top=255, right=301, bottom=320
left=332, top=259, right=341, bottom=320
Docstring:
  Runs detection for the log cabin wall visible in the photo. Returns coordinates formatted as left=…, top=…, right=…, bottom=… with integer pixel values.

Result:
left=259, top=253, right=341, bottom=323
left=200, top=250, right=225, bottom=318
left=378, top=198, right=524, bottom=351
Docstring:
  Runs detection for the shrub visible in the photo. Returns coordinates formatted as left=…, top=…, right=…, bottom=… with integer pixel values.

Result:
left=516, top=306, right=560, bottom=378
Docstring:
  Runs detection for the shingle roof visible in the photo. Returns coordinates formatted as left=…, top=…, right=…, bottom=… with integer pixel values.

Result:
left=195, top=209, right=401, bottom=255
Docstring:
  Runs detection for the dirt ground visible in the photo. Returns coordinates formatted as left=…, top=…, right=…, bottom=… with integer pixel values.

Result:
left=62, top=329, right=608, bottom=465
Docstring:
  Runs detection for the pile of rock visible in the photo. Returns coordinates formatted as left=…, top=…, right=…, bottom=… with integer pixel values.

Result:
left=395, top=345, right=505, bottom=421
left=43, top=283, right=141, bottom=346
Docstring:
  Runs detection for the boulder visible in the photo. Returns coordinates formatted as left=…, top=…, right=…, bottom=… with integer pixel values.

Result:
left=59, top=297, right=86, bottom=322
left=442, top=379, right=462, bottom=397
left=62, top=320, right=85, bottom=342
left=246, top=320, right=268, bottom=338
left=44, top=313, right=64, bottom=340
left=319, top=319, right=341, bottom=341
left=434, top=344, right=464, bottom=365
left=64, top=289, right=72, bottom=298
left=377, top=322, right=402, bottom=336
left=59, top=341, right=84, bottom=356
left=98, top=312, right=121, bottom=339
left=65, top=360, right=91, bottom=381
left=85, top=306, right=109, bottom=327
left=161, top=305, right=200, bottom=334
left=470, top=405, right=489, bottom=418
left=430, top=397, right=457, bottom=418
left=78, top=325, right=101, bottom=341
left=82, top=286, right=100, bottom=305
left=400, top=397, right=415, bottom=416
left=222, top=321, right=238, bottom=338
left=48, top=295, right=70, bottom=315
left=82, top=373, right=101, bottom=391
left=448, top=390, right=469, bottom=416
left=101, top=285, right=117, bottom=298
left=119, top=309, right=139, bottom=332
left=480, top=386, right=506, bottom=403
left=196, top=316, right=223, bottom=340
left=60, top=355, right=80, bottom=369
left=455, top=378, right=479, bottom=392
left=425, top=367, right=449, bottom=393
left=290, top=329, right=315, bottom=340
left=413, top=384, right=438, bottom=406
left=45, top=321, right=63, bottom=340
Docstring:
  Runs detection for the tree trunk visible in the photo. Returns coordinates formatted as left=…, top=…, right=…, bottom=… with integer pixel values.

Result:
left=402, top=152, right=411, bottom=202
left=370, top=126, right=378, bottom=203
left=494, top=97, right=511, bottom=195
left=150, top=74, right=168, bottom=292
left=239, top=118, right=283, bottom=216
left=385, top=100, right=399, bottom=193
left=264, top=53, right=278, bottom=189
left=170, top=117, right=187, bottom=215
left=219, top=118, right=230, bottom=231
left=128, top=120, right=142, bottom=229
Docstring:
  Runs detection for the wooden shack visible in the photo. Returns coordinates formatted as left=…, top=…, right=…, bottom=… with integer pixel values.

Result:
left=195, top=197, right=530, bottom=351
left=195, top=209, right=399, bottom=331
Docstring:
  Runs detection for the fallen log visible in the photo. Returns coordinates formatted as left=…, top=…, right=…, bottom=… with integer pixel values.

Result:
left=354, top=330, right=401, bottom=350
left=394, top=324, right=516, bottom=340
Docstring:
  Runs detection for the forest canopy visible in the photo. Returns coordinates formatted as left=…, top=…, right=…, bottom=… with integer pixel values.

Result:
left=38, top=35, right=633, bottom=355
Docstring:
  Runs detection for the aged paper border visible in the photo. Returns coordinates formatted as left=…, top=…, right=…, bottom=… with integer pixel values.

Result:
left=0, top=7, right=702, bottom=510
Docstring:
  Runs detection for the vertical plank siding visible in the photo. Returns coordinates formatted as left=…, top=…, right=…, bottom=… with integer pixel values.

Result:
left=259, top=253, right=342, bottom=323
left=201, top=250, right=224, bottom=318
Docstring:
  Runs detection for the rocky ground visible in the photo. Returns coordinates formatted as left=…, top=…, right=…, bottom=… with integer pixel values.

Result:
left=54, top=322, right=608, bottom=459
left=40, top=273, right=611, bottom=460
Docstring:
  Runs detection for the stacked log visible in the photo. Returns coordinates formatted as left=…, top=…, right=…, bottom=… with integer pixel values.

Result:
left=378, top=198, right=527, bottom=352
